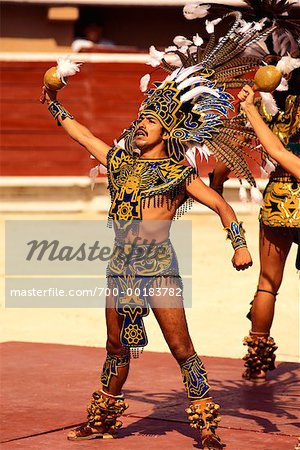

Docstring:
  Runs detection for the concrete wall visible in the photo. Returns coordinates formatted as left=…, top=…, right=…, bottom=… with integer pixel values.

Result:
left=1, top=4, right=76, bottom=52
left=0, top=3, right=215, bottom=52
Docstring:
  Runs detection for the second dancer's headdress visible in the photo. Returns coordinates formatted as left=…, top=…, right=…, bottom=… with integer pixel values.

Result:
left=118, top=2, right=299, bottom=188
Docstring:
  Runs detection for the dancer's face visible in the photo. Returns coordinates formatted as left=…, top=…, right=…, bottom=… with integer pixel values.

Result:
left=134, top=114, right=168, bottom=151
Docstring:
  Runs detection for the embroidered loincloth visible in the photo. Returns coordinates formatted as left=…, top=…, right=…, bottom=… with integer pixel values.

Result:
left=106, top=239, right=182, bottom=351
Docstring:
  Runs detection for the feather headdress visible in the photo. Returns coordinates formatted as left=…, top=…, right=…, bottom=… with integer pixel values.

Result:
left=118, top=4, right=297, bottom=187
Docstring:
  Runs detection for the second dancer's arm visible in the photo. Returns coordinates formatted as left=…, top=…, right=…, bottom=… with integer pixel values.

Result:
left=238, top=85, right=300, bottom=181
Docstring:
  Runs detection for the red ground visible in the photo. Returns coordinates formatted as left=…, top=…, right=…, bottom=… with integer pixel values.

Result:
left=1, top=342, right=299, bottom=449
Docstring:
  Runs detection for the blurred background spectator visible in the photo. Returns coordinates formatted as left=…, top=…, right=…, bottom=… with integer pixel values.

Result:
left=72, top=21, right=115, bottom=53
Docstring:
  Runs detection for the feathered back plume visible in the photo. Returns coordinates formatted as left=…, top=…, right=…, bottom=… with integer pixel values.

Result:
left=123, top=2, right=299, bottom=187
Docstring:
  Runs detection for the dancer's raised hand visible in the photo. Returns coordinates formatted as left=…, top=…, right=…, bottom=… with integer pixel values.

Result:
left=238, top=84, right=255, bottom=110
left=40, top=86, right=57, bottom=104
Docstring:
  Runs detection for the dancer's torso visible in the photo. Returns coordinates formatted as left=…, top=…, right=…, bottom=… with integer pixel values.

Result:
left=106, top=145, right=195, bottom=242
left=259, top=95, right=300, bottom=228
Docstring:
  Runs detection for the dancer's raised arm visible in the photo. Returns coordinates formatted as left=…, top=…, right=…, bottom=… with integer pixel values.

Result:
left=40, top=87, right=110, bottom=166
left=238, top=85, right=300, bottom=181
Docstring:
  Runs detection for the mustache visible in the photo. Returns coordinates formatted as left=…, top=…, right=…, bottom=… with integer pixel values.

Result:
left=134, top=127, right=148, bottom=137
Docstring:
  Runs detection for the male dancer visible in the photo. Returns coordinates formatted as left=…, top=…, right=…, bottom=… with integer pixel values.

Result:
left=40, top=8, right=280, bottom=447
left=41, top=84, right=252, bottom=449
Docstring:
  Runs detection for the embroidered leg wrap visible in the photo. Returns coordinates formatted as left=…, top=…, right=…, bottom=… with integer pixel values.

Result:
left=180, top=354, right=224, bottom=449
left=186, top=398, right=223, bottom=449
left=243, top=331, right=278, bottom=380
left=67, top=353, right=130, bottom=441
left=100, top=352, right=130, bottom=388
left=180, top=353, right=210, bottom=399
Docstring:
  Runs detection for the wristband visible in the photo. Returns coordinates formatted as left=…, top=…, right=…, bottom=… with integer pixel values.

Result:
left=48, top=100, right=74, bottom=126
left=224, top=221, right=247, bottom=251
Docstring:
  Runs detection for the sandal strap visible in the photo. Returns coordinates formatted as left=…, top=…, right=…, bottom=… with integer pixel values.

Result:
left=69, top=424, right=102, bottom=439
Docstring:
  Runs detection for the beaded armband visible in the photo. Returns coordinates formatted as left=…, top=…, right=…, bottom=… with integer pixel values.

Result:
left=224, top=221, right=247, bottom=251
left=48, top=100, right=74, bottom=126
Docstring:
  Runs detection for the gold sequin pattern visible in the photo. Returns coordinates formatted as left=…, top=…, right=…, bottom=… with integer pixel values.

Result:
left=260, top=180, right=300, bottom=227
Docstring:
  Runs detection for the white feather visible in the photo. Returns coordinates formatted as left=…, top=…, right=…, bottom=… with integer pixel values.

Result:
left=276, top=77, right=288, bottom=91
left=177, top=75, right=208, bottom=91
left=264, top=159, right=276, bottom=174
left=237, top=18, right=267, bottom=35
left=173, top=35, right=193, bottom=47
left=239, top=185, right=248, bottom=203
left=181, top=86, right=219, bottom=103
left=197, top=144, right=210, bottom=161
left=179, top=45, right=189, bottom=55
left=167, top=67, right=181, bottom=81
left=146, top=45, right=164, bottom=67
left=205, top=18, right=222, bottom=34
left=185, top=147, right=197, bottom=168
left=185, top=143, right=210, bottom=168
left=276, top=56, right=300, bottom=75
left=164, top=53, right=182, bottom=67
left=189, top=45, right=198, bottom=55
left=237, top=19, right=252, bottom=34
left=183, top=3, right=210, bottom=20
left=165, top=45, right=178, bottom=52
left=260, top=92, right=278, bottom=116
left=175, top=64, right=201, bottom=83
left=193, top=33, right=203, bottom=47
left=89, top=165, right=100, bottom=190
left=99, top=165, right=107, bottom=175
left=260, top=166, right=269, bottom=179
left=115, top=138, right=126, bottom=149
left=140, top=74, right=151, bottom=92
left=250, top=186, right=263, bottom=204
left=56, top=57, right=82, bottom=84
left=253, top=18, right=267, bottom=30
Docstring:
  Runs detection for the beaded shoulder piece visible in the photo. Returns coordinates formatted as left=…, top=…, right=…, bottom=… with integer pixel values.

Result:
left=106, top=146, right=196, bottom=225
left=258, top=95, right=300, bottom=146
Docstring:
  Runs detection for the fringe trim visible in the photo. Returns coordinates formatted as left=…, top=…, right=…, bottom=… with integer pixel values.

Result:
left=140, top=170, right=196, bottom=219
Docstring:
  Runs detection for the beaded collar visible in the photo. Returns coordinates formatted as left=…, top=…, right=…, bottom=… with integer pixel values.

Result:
left=107, top=146, right=195, bottom=226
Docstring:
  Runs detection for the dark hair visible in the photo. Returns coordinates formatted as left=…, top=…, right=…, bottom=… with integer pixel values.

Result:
left=287, top=67, right=300, bottom=95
